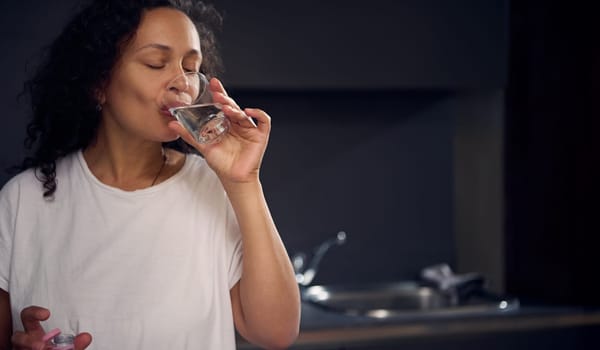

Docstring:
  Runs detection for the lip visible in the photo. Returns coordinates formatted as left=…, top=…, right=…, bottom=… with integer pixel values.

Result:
left=160, top=108, right=175, bottom=118
left=160, top=102, right=187, bottom=118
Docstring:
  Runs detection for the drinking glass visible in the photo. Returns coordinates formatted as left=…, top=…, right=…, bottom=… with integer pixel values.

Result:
left=165, top=72, right=230, bottom=144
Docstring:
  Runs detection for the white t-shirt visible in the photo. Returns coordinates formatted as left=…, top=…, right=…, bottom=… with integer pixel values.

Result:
left=0, top=151, right=243, bottom=350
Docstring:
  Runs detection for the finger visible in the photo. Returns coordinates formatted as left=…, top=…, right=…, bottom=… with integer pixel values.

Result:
left=74, top=332, right=93, bottom=350
left=21, top=306, right=50, bottom=333
left=209, top=78, right=243, bottom=110
left=210, top=77, right=228, bottom=96
left=42, top=328, right=61, bottom=342
left=34, top=340, right=51, bottom=350
left=167, top=121, right=202, bottom=150
left=212, top=91, right=240, bottom=110
left=244, top=108, right=271, bottom=131
left=11, top=331, right=31, bottom=348
left=222, top=105, right=257, bottom=128
left=11, top=331, right=49, bottom=350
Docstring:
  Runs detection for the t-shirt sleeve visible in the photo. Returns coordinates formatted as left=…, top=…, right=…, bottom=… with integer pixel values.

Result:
left=0, top=182, right=16, bottom=292
left=224, top=200, right=243, bottom=289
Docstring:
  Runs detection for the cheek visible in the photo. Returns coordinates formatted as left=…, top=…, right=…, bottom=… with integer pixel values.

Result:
left=114, top=81, right=156, bottom=105
left=131, top=85, right=156, bottom=106
left=106, top=71, right=162, bottom=112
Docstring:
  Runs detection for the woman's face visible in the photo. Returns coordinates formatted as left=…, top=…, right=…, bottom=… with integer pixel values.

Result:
left=100, top=7, right=202, bottom=142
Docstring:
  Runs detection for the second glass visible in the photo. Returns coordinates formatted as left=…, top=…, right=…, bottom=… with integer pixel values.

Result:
left=165, top=72, right=230, bottom=144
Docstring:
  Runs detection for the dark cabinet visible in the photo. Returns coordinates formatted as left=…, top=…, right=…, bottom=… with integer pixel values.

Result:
left=215, top=0, right=508, bottom=89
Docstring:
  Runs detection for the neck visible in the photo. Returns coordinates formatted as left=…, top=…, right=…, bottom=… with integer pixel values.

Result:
left=83, top=130, right=166, bottom=190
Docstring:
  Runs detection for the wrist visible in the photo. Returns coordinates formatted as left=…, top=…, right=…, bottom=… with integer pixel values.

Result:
left=222, top=177, right=262, bottom=197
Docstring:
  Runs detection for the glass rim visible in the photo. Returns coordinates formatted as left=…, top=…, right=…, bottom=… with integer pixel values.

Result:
left=168, top=102, right=223, bottom=113
left=171, top=70, right=206, bottom=78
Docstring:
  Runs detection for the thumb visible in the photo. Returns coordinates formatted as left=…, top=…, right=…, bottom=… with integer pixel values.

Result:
left=74, top=332, right=92, bottom=350
left=20, top=306, right=50, bottom=333
left=167, top=120, right=205, bottom=152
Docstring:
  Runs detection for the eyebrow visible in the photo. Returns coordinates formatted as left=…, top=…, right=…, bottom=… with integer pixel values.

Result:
left=135, top=43, right=200, bottom=56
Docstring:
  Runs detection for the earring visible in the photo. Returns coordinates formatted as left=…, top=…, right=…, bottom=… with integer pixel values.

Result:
left=96, top=103, right=103, bottom=112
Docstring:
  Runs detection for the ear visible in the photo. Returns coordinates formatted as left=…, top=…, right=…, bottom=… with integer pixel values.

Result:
left=92, top=79, right=108, bottom=106
left=94, top=88, right=106, bottom=106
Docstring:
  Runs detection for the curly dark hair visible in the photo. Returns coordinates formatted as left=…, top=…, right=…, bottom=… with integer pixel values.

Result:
left=20, top=0, right=223, bottom=198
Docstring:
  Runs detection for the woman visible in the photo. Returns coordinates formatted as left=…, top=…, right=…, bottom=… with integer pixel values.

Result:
left=0, top=0, right=300, bottom=349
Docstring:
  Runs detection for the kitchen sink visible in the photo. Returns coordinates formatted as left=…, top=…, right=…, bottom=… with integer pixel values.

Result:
left=293, top=233, right=519, bottom=319
left=302, top=281, right=519, bottom=319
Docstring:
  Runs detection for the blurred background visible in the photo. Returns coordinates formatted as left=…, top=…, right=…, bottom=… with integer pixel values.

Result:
left=1, top=0, right=598, bottom=348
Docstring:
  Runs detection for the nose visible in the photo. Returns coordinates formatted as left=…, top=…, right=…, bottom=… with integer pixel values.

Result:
left=168, top=73, right=191, bottom=93
left=166, top=72, right=205, bottom=102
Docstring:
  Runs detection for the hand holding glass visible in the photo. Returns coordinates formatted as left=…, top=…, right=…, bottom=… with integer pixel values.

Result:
left=165, top=72, right=230, bottom=144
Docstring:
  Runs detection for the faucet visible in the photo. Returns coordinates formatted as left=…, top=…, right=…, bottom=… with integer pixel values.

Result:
left=420, top=263, right=485, bottom=305
left=292, top=231, right=347, bottom=286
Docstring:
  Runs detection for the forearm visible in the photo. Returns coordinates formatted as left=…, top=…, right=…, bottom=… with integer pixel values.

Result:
left=224, top=180, right=300, bottom=344
left=0, top=289, right=12, bottom=350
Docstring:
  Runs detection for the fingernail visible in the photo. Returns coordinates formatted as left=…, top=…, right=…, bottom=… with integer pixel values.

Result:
left=244, top=115, right=256, bottom=127
left=42, top=328, right=61, bottom=342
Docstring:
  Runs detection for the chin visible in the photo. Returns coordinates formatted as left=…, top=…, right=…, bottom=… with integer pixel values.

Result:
left=155, top=129, right=181, bottom=143
left=163, top=134, right=181, bottom=143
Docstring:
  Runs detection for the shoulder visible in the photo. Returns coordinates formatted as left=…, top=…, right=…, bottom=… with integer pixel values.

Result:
left=0, top=168, right=42, bottom=224
left=0, top=152, right=79, bottom=203
left=184, top=153, right=222, bottom=186
left=183, top=152, right=207, bottom=169
left=170, top=152, right=227, bottom=199
left=162, top=149, right=214, bottom=184
left=0, top=168, right=39, bottom=201
left=177, top=152, right=214, bottom=180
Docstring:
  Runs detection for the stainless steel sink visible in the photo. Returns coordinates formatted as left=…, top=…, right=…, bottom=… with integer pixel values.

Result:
left=302, top=281, right=519, bottom=319
left=293, top=233, right=519, bottom=319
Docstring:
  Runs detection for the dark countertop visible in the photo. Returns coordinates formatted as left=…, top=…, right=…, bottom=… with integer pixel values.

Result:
left=237, top=302, right=600, bottom=349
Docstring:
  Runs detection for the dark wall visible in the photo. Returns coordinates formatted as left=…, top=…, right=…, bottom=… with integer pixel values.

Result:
left=243, top=90, right=456, bottom=284
left=213, top=0, right=507, bottom=89
left=0, top=1, right=80, bottom=180
left=0, top=1, right=508, bottom=287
